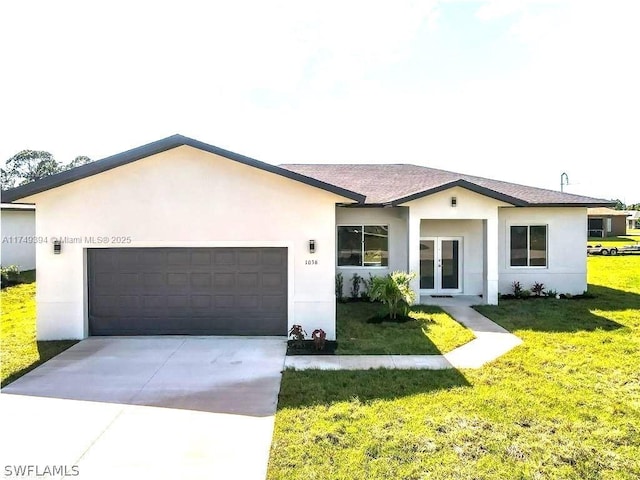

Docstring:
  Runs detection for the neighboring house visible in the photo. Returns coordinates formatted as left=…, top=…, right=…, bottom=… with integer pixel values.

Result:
left=0, top=203, right=36, bottom=270
left=625, top=210, right=640, bottom=230
left=1, top=135, right=610, bottom=341
left=587, top=207, right=628, bottom=237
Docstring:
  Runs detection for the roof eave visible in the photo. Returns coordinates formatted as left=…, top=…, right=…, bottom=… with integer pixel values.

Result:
left=0, top=134, right=366, bottom=203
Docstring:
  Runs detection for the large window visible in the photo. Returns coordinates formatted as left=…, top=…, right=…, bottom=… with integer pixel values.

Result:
left=510, top=225, right=547, bottom=267
left=337, top=225, right=389, bottom=267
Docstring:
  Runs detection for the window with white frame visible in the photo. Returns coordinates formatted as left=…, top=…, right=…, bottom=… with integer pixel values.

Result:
left=510, top=225, right=547, bottom=267
left=337, top=225, right=389, bottom=267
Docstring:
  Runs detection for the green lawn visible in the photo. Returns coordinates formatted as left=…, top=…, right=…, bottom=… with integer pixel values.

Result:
left=336, top=302, right=474, bottom=354
left=588, top=233, right=640, bottom=247
left=1, top=281, right=77, bottom=387
left=268, top=256, right=640, bottom=479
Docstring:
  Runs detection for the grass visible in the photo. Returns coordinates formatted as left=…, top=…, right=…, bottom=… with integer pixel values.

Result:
left=588, top=233, right=640, bottom=247
left=268, top=256, right=640, bottom=479
left=1, top=279, right=77, bottom=387
left=336, top=302, right=475, bottom=354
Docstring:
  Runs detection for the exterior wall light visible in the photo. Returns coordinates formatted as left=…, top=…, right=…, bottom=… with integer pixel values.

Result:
left=309, top=239, right=316, bottom=253
left=451, top=196, right=457, bottom=207
left=53, top=240, right=62, bottom=254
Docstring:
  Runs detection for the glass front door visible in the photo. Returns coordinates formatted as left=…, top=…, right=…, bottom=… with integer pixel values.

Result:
left=420, top=237, right=462, bottom=293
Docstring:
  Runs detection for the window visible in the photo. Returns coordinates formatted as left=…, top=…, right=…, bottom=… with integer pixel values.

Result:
left=510, top=225, right=547, bottom=267
left=337, top=225, right=389, bottom=267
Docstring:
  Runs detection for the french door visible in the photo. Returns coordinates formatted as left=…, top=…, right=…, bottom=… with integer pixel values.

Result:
left=419, top=237, right=463, bottom=294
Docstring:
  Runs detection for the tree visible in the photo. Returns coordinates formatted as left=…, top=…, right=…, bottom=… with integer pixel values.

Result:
left=2, top=150, right=61, bottom=189
left=66, top=155, right=92, bottom=169
left=1, top=151, right=92, bottom=189
left=611, top=199, right=626, bottom=210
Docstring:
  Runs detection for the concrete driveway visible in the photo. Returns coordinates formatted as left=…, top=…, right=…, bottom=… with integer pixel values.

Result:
left=0, top=337, right=287, bottom=480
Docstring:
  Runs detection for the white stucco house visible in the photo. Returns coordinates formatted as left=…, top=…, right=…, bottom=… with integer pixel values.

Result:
left=1, top=203, right=36, bottom=270
left=1, top=135, right=611, bottom=340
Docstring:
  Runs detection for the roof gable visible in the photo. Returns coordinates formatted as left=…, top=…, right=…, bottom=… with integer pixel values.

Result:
left=1, top=135, right=365, bottom=203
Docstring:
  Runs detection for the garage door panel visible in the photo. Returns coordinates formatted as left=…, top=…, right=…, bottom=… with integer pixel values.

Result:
left=191, top=251, right=212, bottom=265
left=190, top=273, right=211, bottom=287
left=167, top=295, right=188, bottom=308
left=213, top=273, right=235, bottom=288
left=238, top=273, right=259, bottom=288
left=213, top=250, right=235, bottom=265
left=88, top=247, right=287, bottom=335
left=237, top=295, right=259, bottom=309
left=167, top=272, right=189, bottom=286
left=214, top=295, right=234, bottom=308
left=237, top=250, right=259, bottom=265
left=143, top=273, right=165, bottom=287
left=262, top=295, right=286, bottom=310
left=168, top=251, right=189, bottom=265
left=262, top=272, right=285, bottom=288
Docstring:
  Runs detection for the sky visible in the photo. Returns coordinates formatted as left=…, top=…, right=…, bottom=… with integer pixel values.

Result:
left=1, top=0, right=638, bottom=203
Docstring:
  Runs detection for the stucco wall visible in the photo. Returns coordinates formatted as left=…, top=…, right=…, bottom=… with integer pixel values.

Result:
left=420, top=219, right=484, bottom=295
left=1, top=208, right=36, bottom=270
left=22, top=146, right=347, bottom=340
left=610, top=215, right=627, bottom=236
left=498, top=207, right=588, bottom=295
left=403, top=186, right=509, bottom=304
left=335, top=206, right=408, bottom=298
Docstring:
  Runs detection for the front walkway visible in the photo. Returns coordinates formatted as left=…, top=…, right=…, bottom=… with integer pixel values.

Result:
left=285, top=301, right=522, bottom=370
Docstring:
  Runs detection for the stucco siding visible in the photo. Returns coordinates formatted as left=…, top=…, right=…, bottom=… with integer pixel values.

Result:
left=335, top=206, right=408, bottom=297
left=1, top=208, right=36, bottom=270
left=23, top=146, right=347, bottom=340
left=404, top=187, right=509, bottom=304
left=498, top=207, right=587, bottom=295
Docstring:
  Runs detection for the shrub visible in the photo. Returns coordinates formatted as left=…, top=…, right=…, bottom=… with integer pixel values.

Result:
left=0, top=265, right=21, bottom=288
left=368, top=271, right=417, bottom=320
left=350, top=273, right=361, bottom=300
left=531, top=282, right=545, bottom=297
left=511, top=281, right=523, bottom=297
left=360, top=273, right=374, bottom=302
left=311, top=329, right=326, bottom=351
left=288, top=324, right=306, bottom=349
left=335, top=273, right=344, bottom=303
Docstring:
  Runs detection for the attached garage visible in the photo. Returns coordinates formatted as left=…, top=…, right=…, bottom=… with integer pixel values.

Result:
left=1, top=135, right=364, bottom=340
left=88, top=247, right=287, bottom=336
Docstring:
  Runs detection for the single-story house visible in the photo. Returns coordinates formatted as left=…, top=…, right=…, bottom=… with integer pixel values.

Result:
left=587, top=207, right=628, bottom=237
left=625, top=210, right=640, bottom=230
left=1, top=203, right=36, bottom=270
left=1, top=135, right=611, bottom=341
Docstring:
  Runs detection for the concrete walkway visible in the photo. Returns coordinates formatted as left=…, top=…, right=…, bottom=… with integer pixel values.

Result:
left=285, top=304, right=522, bottom=370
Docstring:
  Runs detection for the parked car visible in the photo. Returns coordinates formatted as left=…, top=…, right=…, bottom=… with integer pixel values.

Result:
left=587, top=244, right=618, bottom=256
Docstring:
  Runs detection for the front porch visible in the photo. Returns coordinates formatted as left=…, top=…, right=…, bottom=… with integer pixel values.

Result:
left=408, top=216, right=500, bottom=305
left=419, top=295, right=483, bottom=307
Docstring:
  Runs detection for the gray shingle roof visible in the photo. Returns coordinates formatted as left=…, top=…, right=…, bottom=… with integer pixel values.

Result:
left=279, top=164, right=612, bottom=206
left=1, top=135, right=365, bottom=204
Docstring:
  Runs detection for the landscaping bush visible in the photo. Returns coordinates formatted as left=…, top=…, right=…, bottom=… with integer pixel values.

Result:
left=1, top=265, right=21, bottom=288
left=368, top=271, right=416, bottom=321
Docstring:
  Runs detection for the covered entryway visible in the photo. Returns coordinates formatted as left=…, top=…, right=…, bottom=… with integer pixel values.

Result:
left=88, top=247, right=287, bottom=336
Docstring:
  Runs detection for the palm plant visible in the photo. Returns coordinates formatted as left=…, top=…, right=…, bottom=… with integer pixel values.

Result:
left=368, top=271, right=417, bottom=320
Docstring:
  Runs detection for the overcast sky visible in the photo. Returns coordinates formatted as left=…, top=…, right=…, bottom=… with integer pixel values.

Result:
left=2, top=1, right=638, bottom=203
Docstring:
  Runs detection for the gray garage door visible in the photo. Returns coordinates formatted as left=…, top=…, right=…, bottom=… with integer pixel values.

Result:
left=88, top=247, right=287, bottom=336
